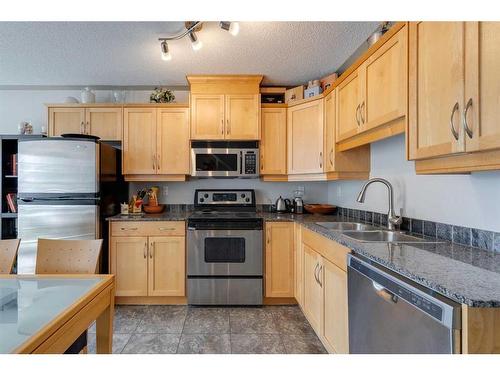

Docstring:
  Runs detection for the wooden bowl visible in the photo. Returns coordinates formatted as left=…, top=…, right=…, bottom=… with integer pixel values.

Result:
left=142, top=204, right=166, bottom=214
left=304, top=204, right=337, bottom=215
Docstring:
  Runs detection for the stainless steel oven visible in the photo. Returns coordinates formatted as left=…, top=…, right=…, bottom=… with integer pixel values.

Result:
left=191, top=141, right=259, bottom=178
left=186, top=189, right=263, bottom=305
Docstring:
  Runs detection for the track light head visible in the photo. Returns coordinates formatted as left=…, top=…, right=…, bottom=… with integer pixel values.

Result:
left=219, top=21, right=239, bottom=36
left=189, top=31, right=203, bottom=51
left=160, top=41, right=172, bottom=61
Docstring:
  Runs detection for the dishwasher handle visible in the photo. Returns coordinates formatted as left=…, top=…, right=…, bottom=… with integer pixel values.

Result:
left=372, top=281, right=398, bottom=304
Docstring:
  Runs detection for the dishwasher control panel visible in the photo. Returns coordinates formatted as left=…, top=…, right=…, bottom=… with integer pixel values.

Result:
left=349, top=257, right=443, bottom=322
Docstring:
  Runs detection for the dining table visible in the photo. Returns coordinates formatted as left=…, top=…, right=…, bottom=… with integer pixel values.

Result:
left=0, top=274, right=115, bottom=354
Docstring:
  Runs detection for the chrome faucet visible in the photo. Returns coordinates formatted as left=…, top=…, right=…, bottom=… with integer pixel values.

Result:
left=356, top=178, right=402, bottom=231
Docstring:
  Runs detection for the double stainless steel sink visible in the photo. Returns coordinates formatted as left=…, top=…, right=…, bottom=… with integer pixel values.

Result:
left=315, top=222, right=443, bottom=244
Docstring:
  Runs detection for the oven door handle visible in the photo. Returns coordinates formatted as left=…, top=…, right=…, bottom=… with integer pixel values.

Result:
left=239, top=151, right=243, bottom=175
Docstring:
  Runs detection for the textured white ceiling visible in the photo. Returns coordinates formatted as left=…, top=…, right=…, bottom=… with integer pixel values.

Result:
left=0, top=21, right=378, bottom=87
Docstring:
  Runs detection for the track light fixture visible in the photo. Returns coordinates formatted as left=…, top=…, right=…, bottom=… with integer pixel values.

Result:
left=160, top=41, right=172, bottom=61
left=188, top=31, right=203, bottom=51
left=219, top=21, right=239, bottom=36
left=158, top=21, right=239, bottom=61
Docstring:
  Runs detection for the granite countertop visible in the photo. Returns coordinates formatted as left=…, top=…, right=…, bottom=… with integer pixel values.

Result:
left=107, top=211, right=500, bottom=307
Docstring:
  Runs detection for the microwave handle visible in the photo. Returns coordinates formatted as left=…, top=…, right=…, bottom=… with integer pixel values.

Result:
left=240, top=151, right=243, bottom=175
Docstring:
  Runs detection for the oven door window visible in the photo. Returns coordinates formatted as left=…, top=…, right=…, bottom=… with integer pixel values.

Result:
left=196, top=154, right=238, bottom=172
left=204, top=237, right=245, bottom=263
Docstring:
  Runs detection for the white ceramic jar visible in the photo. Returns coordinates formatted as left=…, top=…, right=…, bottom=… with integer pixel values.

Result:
left=81, top=87, right=96, bottom=103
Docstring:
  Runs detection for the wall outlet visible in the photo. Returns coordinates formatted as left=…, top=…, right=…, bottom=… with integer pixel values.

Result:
left=162, top=187, right=168, bottom=196
left=337, top=185, right=342, bottom=199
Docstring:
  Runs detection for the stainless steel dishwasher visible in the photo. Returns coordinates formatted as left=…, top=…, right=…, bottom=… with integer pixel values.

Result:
left=347, top=254, right=461, bottom=354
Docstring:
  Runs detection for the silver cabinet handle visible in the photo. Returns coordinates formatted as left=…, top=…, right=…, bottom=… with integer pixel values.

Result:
left=227, top=119, right=230, bottom=135
left=157, top=154, right=160, bottom=171
left=360, top=101, right=365, bottom=124
left=143, top=242, right=147, bottom=259
left=152, top=155, right=156, bottom=171
left=80, top=121, right=85, bottom=134
left=463, top=98, right=473, bottom=139
left=319, top=152, right=323, bottom=169
left=266, top=228, right=271, bottom=244
left=221, top=119, right=224, bottom=135
left=86, top=121, right=90, bottom=135
left=450, top=102, right=460, bottom=141
left=120, top=227, right=138, bottom=231
left=355, top=104, right=361, bottom=126
left=318, top=265, right=323, bottom=287
left=314, top=263, right=319, bottom=284
left=159, top=227, right=176, bottom=231
left=329, top=149, right=334, bottom=167
left=150, top=242, right=154, bottom=259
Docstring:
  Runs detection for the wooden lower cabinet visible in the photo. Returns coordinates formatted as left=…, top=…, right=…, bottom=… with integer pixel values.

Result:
left=111, top=236, right=148, bottom=297
left=300, top=226, right=350, bottom=353
left=264, top=222, right=294, bottom=298
left=302, top=244, right=323, bottom=333
left=148, top=236, right=186, bottom=297
left=322, top=258, right=349, bottom=354
left=110, top=221, right=186, bottom=299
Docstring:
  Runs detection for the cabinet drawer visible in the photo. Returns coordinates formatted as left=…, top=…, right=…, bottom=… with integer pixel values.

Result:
left=301, top=226, right=350, bottom=271
left=111, top=221, right=185, bottom=237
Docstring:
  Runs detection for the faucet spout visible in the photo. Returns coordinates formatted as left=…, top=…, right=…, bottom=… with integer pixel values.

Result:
left=356, top=178, right=402, bottom=231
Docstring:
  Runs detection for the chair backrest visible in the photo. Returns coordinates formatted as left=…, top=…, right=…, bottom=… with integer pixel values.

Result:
left=0, top=239, right=21, bottom=274
left=35, top=239, right=103, bottom=274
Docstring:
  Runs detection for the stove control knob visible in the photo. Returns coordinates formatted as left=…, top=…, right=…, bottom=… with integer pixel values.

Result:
left=204, top=193, right=209, bottom=198
left=200, top=198, right=205, bottom=203
left=245, top=198, right=250, bottom=203
left=241, top=193, right=246, bottom=198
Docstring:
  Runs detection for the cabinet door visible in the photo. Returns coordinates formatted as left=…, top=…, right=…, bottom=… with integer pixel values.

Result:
left=190, top=94, right=225, bottom=139
left=48, top=107, right=85, bottom=136
left=110, top=236, right=148, bottom=297
left=408, top=22, right=466, bottom=160
left=261, top=107, right=287, bottom=175
left=287, top=99, right=324, bottom=174
left=362, top=26, right=407, bottom=132
left=148, top=236, right=186, bottom=297
left=157, top=108, right=190, bottom=174
left=265, top=222, right=294, bottom=298
left=85, top=107, right=122, bottom=140
left=322, top=259, right=349, bottom=354
left=324, top=92, right=336, bottom=172
left=464, top=22, right=500, bottom=153
left=302, top=244, right=323, bottom=334
left=336, top=71, right=361, bottom=141
left=123, top=108, right=157, bottom=175
left=225, top=94, right=260, bottom=139
left=294, top=223, right=304, bottom=307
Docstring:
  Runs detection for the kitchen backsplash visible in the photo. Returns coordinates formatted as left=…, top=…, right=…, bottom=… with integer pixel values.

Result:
left=337, top=207, right=500, bottom=252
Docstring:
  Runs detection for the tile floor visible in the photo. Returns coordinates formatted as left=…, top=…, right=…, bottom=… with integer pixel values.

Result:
left=88, top=305, right=327, bottom=354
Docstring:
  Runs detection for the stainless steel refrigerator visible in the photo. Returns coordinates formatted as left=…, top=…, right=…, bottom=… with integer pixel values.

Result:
left=17, top=138, right=128, bottom=274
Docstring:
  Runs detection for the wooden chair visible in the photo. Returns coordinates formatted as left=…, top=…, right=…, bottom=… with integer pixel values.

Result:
left=0, top=239, right=20, bottom=274
left=35, top=238, right=104, bottom=354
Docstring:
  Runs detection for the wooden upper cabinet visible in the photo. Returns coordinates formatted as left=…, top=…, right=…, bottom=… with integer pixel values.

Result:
left=85, top=107, right=122, bottom=140
left=287, top=99, right=324, bottom=174
left=324, top=91, right=336, bottom=172
left=157, top=108, right=190, bottom=174
left=148, top=236, right=185, bottom=297
left=48, top=107, right=85, bottom=136
left=464, top=22, right=500, bottom=153
left=123, top=108, right=157, bottom=175
left=361, top=26, right=407, bottom=131
left=225, top=94, right=260, bottom=139
left=111, top=236, right=148, bottom=297
left=261, top=107, right=287, bottom=175
left=265, top=222, right=294, bottom=298
left=322, top=258, right=349, bottom=354
left=336, top=71, right=360, bottom=142
left=190, top=94, right=225, bottom=139
left=408, top=22, right=466, bottom=160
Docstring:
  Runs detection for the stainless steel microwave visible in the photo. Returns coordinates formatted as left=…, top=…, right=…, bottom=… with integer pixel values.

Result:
left=191, top=141, right=259, bottom=178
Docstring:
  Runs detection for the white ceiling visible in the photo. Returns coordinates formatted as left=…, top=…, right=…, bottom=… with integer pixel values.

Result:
left=0, top=21, right=378, bottom=87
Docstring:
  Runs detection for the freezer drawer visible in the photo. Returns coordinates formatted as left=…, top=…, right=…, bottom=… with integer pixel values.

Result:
left=18, top=139, right=98, bottom=195
left=17, top=204, right=98, bottom=274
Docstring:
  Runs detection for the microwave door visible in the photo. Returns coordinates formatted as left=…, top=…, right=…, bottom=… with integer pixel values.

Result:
left=192, top=150, right=240, bottom=177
